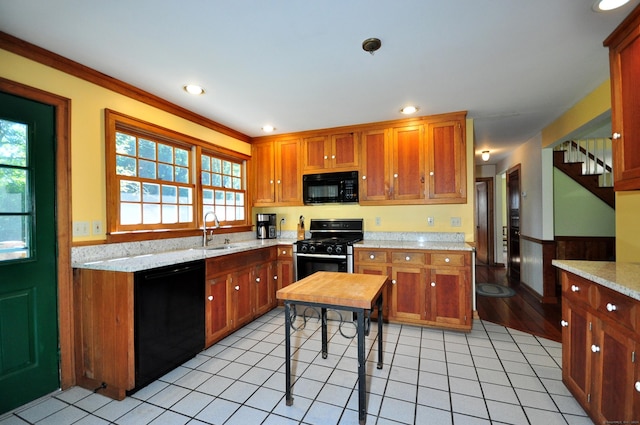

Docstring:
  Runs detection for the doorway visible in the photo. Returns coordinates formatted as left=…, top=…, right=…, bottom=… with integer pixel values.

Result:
left=506, top=165, right=521, bottom=281
left=475, top=177, right=494, bottom=265
left=0, top=79, right=72, bottom=415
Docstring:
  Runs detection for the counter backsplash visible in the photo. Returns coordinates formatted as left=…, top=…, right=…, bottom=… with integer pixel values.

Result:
left=71, top=231, right=465, bottom=264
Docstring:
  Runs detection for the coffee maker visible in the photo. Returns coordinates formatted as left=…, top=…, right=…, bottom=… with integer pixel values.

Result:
left=256, top=213, right=277, bottom=239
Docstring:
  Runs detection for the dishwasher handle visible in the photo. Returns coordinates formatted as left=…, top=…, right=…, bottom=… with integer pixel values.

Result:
left=143, top=262, right=205, bottom=281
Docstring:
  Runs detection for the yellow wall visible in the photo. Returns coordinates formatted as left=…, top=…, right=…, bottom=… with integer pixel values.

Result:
left=0, top=48, right=251, bottom=242
left=541, top=79, right=640, bottom=261
left=255, top=119, right=477, bottom=243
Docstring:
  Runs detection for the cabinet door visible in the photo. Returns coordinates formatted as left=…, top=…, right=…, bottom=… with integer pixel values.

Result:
left=608, top=21, right=640, bottom=190
left=253, top=263, right=273, bottom=316
left=253, top=141, right=276, bottom=204
left=592, top=319, right=636, bottom=423
left=427, top=268, right=469, bottom=327
left=360, top=129, right=390, bottom=202
left=302, top=135, right=328, bottom=171
left=331, top=132, right=359, bottom=169
left=230, top=270, right=253, bottom=328
left=389, top=266, right=424, bottom=321
left=391, top=125, right=424, bottom=201
left=426, top=119, right=466, bottom=202
left=356, top=264, right=390, bottom=320
left=206, top=274, right=230, bottom=346
left=275, top=138, right=301, bottom=204
left=561, top=301, right=591, bottom=409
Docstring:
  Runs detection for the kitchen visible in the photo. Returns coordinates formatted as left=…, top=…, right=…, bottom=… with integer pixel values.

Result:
left=2, top=1, right=640, bottom=423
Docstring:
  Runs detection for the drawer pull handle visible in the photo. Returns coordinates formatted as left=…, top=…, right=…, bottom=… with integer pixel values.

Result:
left=635, top=381, right=640, bottom=392
left=208, top=295, right=214, bottom=301
left=591, top=344, right=600, bottom=353
left=445, top=257, right=450, bottom=263
left=392, top=279, right=397, bottom=285
left=571, top=285, right=580, bottom=292
left=282, top=250, right=287, bottom=254
left=561, top=320, right=568, bottom=327
left=370, top=254, right=375, bottom=260
left=405, top=256, right=411, bottom=261
left=431, top=282, right=436, bottom=287
left=606, top=303, right=617, bottom=312
left=234, top=285, right=240, bottom=291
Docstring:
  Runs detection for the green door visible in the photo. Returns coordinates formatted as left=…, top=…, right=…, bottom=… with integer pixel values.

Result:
left=0, top=92, right=59, bottom=413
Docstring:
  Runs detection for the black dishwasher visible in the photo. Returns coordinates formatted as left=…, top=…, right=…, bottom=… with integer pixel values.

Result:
left=132, top=260, right=205, bottom=393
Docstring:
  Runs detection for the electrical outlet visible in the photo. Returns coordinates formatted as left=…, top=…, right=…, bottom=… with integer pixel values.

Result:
left=281, top=217, right=286, bottom=224
left=450, top=217, right=462, bottom=227
left=427, top=217, right=434, bottom=226
left=375, top=217, right=381, bottom=226
left=73, top=221, right=90, bottom=237
left=92, top=220, right=103, bottom=235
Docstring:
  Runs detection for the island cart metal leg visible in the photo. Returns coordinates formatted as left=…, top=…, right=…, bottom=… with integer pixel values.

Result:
left=284, top=302, right=293, bottom=406
left=377, top=293, right=383, bottom=369
left=321, top=307, right=328, bottom=359
left=357, top=307, right=366, bottom=425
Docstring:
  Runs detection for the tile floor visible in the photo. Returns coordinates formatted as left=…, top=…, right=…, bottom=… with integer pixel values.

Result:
left=1, top=307, right=593, bottom=425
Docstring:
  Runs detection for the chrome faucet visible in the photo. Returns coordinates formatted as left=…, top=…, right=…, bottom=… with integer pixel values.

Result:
left=203, top=211, right=220, bottom=247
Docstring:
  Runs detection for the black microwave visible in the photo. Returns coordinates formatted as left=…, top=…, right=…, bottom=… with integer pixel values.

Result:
left=302, top=171, right=359, bottom=204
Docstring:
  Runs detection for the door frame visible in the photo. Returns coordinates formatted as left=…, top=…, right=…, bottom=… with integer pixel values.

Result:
left=506, top=164, right=522, bottom=281
left=0, top=78, right=74, bottom=389
left=475, top=177, right=494, bottom=265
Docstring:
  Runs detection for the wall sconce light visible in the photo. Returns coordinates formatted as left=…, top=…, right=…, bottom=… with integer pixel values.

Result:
left=481, top=151, right=490, bottom=161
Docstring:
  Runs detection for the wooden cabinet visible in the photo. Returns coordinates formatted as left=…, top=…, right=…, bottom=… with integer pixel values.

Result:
left=426, top=118, right=466, bottom=202
left=605, top=5, right=640, bottom=191
left=205, top=273, right=230, bottom=346
left=253, top=261, right=277, bottom=316
left=276, top=244, right=294, bottom=291
left=252, top=138, right=301, bottom=206
left=359, top=129, right=390, bottom=202
left=391, top=126, right=425, bottom=201
left=559, top=270, right=640, bottom=423
left=355, top=248, right=471, bottom=331
left=302, top=132, right=359, bottom=172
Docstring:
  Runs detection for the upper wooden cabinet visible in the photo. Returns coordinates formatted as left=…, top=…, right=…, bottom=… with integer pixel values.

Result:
left=391, top=125, right=425, bottom=201
left=426, top=117, right=467, bottom=202
left=252, top=137, right=302, bottom=206
left=302, top=132, right=359, bottom=172
left=605, top=5, right=640, bottom=191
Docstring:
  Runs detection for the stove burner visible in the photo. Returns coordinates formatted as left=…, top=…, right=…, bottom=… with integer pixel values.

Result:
left=295, top=219, right=363, bottom=255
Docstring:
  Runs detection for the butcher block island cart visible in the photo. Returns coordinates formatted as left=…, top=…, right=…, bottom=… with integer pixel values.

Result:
left=276, top=271, right=388, bottom=425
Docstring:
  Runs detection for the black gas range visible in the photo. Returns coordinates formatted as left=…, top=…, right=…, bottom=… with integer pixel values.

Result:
left=293, top=218, right=363, bottom=281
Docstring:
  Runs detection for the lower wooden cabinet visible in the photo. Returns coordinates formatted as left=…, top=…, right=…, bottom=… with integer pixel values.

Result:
left=560, top=270, right=640, bottom=422
left=355, top=248, right=472, bottom=331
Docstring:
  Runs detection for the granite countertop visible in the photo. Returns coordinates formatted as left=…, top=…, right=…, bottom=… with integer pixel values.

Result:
left=356, top=240, right=473, bottom=251
left=552, top=260, right=640, bottom=301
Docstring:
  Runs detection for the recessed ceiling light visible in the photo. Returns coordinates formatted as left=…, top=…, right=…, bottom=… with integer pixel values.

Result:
left=593, top=0, right=630, bottom=11
left=183, top=84, right=205, bottom=95
left=262, top=125, right=275, bottom=133
left=400, top=105, right=419, bottom=114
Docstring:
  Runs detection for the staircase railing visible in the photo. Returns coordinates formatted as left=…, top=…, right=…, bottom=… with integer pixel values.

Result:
left=554, top=138, right=613, bottom=187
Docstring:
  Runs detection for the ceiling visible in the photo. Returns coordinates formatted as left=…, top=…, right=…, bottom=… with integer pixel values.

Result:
left=1, top=0, right=637, bottom=164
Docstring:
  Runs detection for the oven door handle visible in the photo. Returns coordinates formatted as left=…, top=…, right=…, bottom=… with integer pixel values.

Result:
left=295, top=253, right=348, bottom=260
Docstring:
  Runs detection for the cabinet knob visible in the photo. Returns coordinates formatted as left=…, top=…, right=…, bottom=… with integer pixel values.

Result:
left=392, top=279, right=397, bottom=285
left=362, top=175, right=367, bottom=180
left=234, top=285, right=240, bottom=291
left=277, top=179, right=281, bottom=184
left=393, top=173, right=398, bottom=178
left=561, top=320, right=568, bottom=327
left=429, top=171, right=434, bottom=176
left=256, top=277, right=261, bottom=283
left=370, top=254, right=375, bottom=260
left=445, top=257, right=450, bottom=263
left=612, top=132, right=621, bottom=140
left=331, top=155, right=335, bottom=159
left=635, top=381, right=640, bottom=392
left=208, top=295, right=214, bottom=301
left=269, top=180, right=274, bottom=184
left=431, top=282, right=436, bottom=287
left=405, top=256, right=411, bottom=261
left=591, top=344, right=600, bottom=353
left=571, top=285, right=580, bottom=292
left=606, top=303, right=617, bottom=312
left=273, top=275, right=278, bottom=280
left=282, top=250, right=287, bottom=254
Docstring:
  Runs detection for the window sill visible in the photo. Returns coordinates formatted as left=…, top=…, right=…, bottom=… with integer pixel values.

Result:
left=105, top=225, right=252, bottom=244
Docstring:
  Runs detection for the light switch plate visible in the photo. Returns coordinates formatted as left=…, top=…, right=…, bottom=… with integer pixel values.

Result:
left=73, top=221, right=90, bottom=237
left=450, top=217, right=462, bottom=227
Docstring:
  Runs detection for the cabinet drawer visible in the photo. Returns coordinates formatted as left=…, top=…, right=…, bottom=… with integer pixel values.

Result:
left=430, top=252, right=466, bottom=267
left=357, top=250, right=389, bottom=263
left=391, top=252, right=426, bottom=265
left=277, top=245, right=293, bottom=259
left=561, top=273, right=595, bottom=306
left=596, top=285, right=637, bottom=333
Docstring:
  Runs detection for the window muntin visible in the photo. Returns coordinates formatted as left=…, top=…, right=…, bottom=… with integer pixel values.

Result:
left=0, top=119, right=31, bottom=261
left=201, top=153, right=245, bottom=223
left=115, top=130, right=194, bottom=228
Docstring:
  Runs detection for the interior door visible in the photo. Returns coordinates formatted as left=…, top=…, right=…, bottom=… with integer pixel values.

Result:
left=506, top=165, right=521, bottom=281
left=0, top=92, right=59, bottom=413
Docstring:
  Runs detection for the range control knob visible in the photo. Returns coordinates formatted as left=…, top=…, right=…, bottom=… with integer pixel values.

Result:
left=300, top=244, right=308, bottom=253
left=335, top=245, right=343, bottom=254
left=326, top=246, right=333, bottom=254
left=309, top=245, right=316, bottom=253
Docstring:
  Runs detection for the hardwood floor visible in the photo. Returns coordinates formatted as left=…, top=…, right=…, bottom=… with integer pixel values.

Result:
left=475, top=263, right=562, bottom=343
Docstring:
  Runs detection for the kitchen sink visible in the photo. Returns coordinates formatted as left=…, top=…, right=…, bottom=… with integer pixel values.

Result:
left=204, top=245, right=234, bottom=250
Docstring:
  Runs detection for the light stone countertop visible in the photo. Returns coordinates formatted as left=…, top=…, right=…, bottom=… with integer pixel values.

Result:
left=356, top=240, right=474, bottom=251
left=552, top=260, right=640, bottom=301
